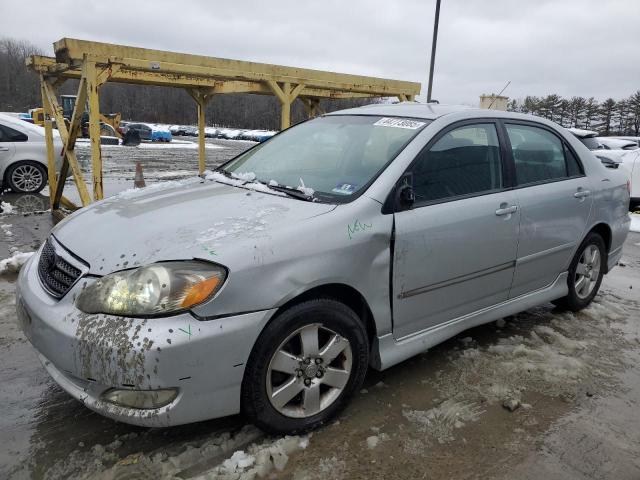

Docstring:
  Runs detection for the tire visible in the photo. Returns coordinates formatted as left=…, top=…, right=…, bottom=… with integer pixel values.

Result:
left=5, top=161, right=47, bottom=193
left=100, top=136, right=119, bottom=145
left=241, top=298, right=369, bottom=434
left=553, top=232, right=606, bottom=311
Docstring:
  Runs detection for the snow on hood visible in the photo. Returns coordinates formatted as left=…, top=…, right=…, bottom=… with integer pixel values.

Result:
left=52, top=178, right=335, bottom=274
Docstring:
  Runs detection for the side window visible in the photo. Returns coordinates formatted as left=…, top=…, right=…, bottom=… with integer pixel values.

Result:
left=0, top=125, right=28, bottom=142
left=564, top=145, right=583, bottom=177
left=505, top=124, right=577, bottom=185
left=411, top=123, right=503, bottom=203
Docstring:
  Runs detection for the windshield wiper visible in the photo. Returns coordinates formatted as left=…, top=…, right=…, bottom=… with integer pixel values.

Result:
left=213, top=168, right=235, bottom=179
left=267, top=184, right=315, bottom=202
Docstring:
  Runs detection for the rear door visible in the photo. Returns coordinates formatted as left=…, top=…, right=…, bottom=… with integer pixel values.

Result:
left=392, top=121, right=520, bottom=339
left=503, top=122, right=593, bottom=297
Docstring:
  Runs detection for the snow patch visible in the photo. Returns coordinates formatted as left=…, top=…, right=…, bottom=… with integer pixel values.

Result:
left=114, top=178, right=200, bottom=200
left=297, top=177, right=315, bottom=197
left=0, top=251, right=34, bottom=274
left=45, top=425, right=309, bottom=480
left=1, top=224, right=13, bottom=237
left=197, top=206, right=285, bottom=245
left=1, top=201, right=14, bottom=214
left=231, top=171, right=257, bottom=182
left=630, top=213, right=640, bottom=233
left=436, top=294, right=634, bottom=405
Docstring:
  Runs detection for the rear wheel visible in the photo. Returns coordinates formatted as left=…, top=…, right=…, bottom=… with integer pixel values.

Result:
left=553, top=232, right=606, bottom=311
left=241, top=298, right=368, bottom=434
left=6, top=161, right=47, bottom=193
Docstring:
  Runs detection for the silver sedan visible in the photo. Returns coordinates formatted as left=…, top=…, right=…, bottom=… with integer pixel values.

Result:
left=17, top=104, right=631, bottom=433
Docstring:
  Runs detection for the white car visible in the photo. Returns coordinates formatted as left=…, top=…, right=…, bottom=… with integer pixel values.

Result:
left=596, top=137, right=638, bottom=151
left=0, top=112, right=63, bottom=193
left=568, top=128, right=639, bottom=207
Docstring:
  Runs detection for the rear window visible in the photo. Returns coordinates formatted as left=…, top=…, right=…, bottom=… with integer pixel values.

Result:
left=0, top=124, right=28, bottom=142
left=577, top=136, right=600, bottom=150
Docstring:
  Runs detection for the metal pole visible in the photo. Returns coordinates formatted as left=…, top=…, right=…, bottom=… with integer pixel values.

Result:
left=427, top=0, right=441, bottom=102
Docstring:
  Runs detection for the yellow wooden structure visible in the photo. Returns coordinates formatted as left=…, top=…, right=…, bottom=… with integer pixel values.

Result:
left=27, top=38, right=421, bottom=215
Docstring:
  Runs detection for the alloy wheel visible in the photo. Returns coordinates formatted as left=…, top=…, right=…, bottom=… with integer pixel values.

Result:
left=266, top=323, right=353, bottom=418
left=574, top=244, right=601, bottom=299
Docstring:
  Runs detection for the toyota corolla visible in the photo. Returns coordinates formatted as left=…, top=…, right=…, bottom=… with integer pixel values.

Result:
left=17, top=103, right=631, bottom=433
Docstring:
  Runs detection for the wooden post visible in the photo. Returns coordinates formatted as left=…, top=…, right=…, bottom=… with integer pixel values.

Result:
left=187, top=88, right=213, bottom=175
left=84, top=60, right=104, bottom=200
left=266, top=81, right=305, bottom=130
left=301, top=98, right=323, bottom=119
left=197, top=96, right=206, bottom=174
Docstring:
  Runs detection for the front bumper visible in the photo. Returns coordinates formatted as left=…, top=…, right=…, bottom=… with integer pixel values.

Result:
left=16, top=249, right=275, bottom=427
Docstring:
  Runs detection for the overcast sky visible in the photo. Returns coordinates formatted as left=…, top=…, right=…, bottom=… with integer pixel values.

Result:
left=2, top=0, right=639, bottom=105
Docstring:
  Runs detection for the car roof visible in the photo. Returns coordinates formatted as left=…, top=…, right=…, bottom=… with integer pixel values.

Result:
left=326, top=102, right=474, bottom=120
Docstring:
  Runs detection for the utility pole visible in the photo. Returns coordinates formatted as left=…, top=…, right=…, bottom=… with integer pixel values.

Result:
left=427, top=0, right=441, bottom=102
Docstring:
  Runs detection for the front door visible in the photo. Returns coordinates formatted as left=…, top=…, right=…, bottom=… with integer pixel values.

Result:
left=503, top=122, right=593, bottom=297
left=392, top=122, right=520, bottom=339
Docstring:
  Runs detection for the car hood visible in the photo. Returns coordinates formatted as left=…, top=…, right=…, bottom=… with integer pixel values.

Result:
left=52, top=178, right=336, bottom=274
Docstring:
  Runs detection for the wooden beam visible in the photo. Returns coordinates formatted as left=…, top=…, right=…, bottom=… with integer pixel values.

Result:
left=30, top=56, right=382, bottom=99
left=53, top=38, right=421, bottom=96
left=42, top=79, right=91, bottom=207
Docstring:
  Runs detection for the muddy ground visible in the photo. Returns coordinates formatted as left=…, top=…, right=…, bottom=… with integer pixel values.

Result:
left=1, top=138, right=639, bottom=479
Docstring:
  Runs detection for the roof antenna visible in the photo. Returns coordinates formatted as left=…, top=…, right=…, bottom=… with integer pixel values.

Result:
left=487, top=81, right=511, bottom=109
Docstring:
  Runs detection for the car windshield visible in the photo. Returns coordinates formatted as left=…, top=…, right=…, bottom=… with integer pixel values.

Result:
left=221, top=115, right=430, bottom=202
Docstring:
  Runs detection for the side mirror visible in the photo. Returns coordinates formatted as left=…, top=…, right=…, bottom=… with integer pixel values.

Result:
left=395, top=173, right=415, bottom=210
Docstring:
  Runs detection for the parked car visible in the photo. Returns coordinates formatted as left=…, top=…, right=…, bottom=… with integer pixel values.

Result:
left=596, top=137, right=638, bottom=150
left=0, top=112, right=63, bottom=193
left=169, top=125, right=187, bottom=136
left=120, top=122, right=152, bottom=141
left=610, top=136, right=640, bottom=147
left=568, top=128, right=639, bottom=207
left=150, top=125, right=172, bottom=143
left=17, top=105, right=630, bottom=433
left=184, top=126, right=198, bottom=137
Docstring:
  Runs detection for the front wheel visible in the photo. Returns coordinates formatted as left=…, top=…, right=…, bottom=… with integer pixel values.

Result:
left=241, top=299, right=369, bottom=434
left=553, top=232, right=606, bottom=311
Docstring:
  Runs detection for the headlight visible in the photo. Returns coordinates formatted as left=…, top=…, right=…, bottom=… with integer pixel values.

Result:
left=76, top=261, right=226, bottom=316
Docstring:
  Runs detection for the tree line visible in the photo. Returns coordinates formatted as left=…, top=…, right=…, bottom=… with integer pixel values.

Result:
left=0, top=37, right=372, bottom=130
left=507, top=93, right=640, bottom=136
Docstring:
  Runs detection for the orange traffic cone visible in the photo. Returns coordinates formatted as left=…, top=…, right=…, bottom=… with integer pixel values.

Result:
left=134, top=162, right=146, bottom=188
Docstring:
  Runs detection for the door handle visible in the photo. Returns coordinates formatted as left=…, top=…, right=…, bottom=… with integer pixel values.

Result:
left=574, top=189, right=591, bottom=199
left=0, top=147, right=9, bottom=151
left=495, top=205, right=517, bottom=216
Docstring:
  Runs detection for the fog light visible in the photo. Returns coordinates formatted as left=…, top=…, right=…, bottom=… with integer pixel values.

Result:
left=101, top=388, right=178, bottom=409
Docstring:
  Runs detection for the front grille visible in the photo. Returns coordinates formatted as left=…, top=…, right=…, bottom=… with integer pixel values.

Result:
left=37, top=239, right=82, bottom=298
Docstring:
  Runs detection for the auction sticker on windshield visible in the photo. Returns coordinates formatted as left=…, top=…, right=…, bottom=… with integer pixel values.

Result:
left=374, top=117, right=426, bottom=129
